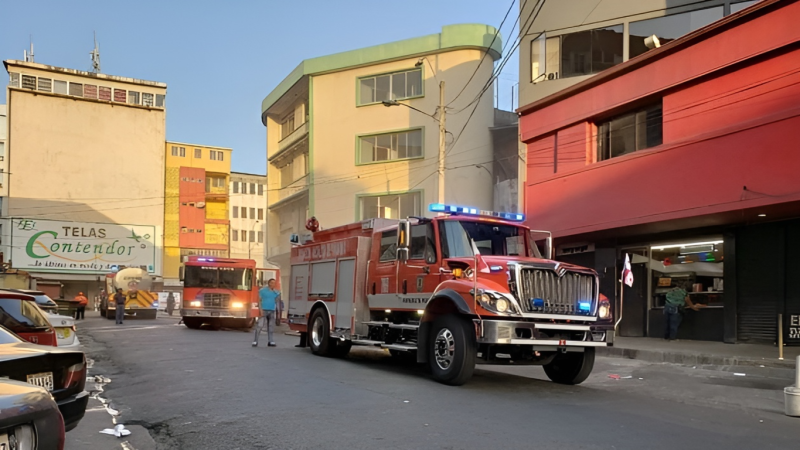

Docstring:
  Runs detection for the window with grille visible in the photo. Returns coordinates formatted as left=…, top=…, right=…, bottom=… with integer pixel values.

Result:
left=257, top=209, right=264, bottom=220
left=84, top=85, right=98, bottom=99
left=359, top=68, right=423, bottom=105
left=359, top=129, right=423, bottom=164
left=21, top=75, right=36, bottom=90
left=195, top=148, right=202, bottom=158
left=241, top=208, right=247, bottom=219
left=37, top=78, right=52, bottom=92
left=233, top=181, right=239, bottom=194
left=9, top=73, right=20, bottom=88
left=69, top=82, right=83, bottom=97
left=142, top=93, right=154, bottom=107
left=128, top=91, right=140, bottom=105
left=114, top=89, right=126, bottom=102
left=258, top=184, right=264, bottom=195
left=232, top=207, right=238, bottom=218
left=99, top=86, right=112, bottom=101
left=249, top=208, right=255, bottom=219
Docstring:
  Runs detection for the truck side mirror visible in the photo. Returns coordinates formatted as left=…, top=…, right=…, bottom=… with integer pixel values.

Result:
left=396, top=220, right=411, bottom=263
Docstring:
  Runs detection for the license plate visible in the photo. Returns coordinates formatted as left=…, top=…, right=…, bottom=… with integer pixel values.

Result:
left=56, top=327, right=71, bottom=339
left=27, top=372, right=54, bottom=391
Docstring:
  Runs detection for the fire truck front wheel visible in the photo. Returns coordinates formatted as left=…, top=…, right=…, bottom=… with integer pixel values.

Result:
left=429, top=315, right=476, bottom=386
left=543, top=348, right=596, bottom=385
left=309, top=309, right=332, bottom=356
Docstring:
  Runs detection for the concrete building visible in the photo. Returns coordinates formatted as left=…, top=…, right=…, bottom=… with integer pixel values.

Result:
left=261, top=24, right=505, bottom=291
left=163, top=142, right=232, bottom=288
left=2, top=60, right=166, bottom=301
left=228, top=172, right=267, bottom=264
left=0, top=105, right=6, bottom=205
left=517, top=0, right=800, bottom=343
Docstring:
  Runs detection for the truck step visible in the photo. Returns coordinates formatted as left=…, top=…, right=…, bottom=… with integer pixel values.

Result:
left=351, top=339, right=386, bottom=347
left=362, top=321, right=419, bottom=330
left=381, top=343, right=416, bottom=352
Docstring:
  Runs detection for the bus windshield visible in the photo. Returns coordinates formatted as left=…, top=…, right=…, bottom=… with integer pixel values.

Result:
left=184, top=266, right=253, bottom=290
left=439, top=220, right=529, bottom=258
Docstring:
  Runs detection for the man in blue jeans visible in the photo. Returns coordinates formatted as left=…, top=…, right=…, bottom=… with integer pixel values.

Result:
left=253, top=279, right=281, bottom=347
left=114, top=288, right=126, bottom=325
left=664, top=287, right=697, bottom=340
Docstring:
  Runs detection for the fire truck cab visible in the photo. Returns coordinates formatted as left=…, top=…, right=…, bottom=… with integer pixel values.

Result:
left=288, top=204, right=614, bottom=386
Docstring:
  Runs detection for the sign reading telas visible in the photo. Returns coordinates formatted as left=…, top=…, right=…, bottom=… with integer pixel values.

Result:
left=10, top=218, right=157, bottom=274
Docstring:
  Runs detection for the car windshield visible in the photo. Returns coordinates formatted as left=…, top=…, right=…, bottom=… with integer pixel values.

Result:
left=439, top=220, right=529, bottom=257
left=33, top=294, right=58, bottom=307
left=0, top=298, right=52, bottom=333
left=184, top=266, right=253, bottom=290
left=0, top=326, right=23, bottom=344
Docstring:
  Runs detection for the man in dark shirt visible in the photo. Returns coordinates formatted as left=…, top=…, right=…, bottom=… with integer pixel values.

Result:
left=114, top=288, right=126, bottom=325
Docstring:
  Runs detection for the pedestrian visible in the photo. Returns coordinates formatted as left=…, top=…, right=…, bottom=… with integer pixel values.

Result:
left=253, top=279, right=281, bottom=347
left=166, top=292, right=175, bottom=316
left=114, top=288, right=126, bottom=325
left=74, top=292, right=88, bottom=320
left=664, top=286, right=698, bottom=340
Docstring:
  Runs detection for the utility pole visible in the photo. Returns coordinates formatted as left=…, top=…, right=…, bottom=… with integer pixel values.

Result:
left=438, top=81, right=446, bottom=204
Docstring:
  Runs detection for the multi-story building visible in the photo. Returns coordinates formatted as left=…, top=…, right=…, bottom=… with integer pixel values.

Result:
left=516, top=0, right=800, bottom=344
left=2, top=60, right=166, bottom=300
left=163, top=142, right=232, bottom=288
left=0, top=104, right=6, bottom=203
left=261, top=24, right=505, bottom=290
left=228, top=172, right=267, bottom=264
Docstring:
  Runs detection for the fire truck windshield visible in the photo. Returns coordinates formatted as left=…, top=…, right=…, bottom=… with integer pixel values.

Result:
left=184, top=266, right=253, bottom=290
left=439, top=220, right=531, bottom=257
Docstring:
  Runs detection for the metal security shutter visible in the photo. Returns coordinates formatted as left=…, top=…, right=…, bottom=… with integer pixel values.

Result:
left=736, top=223, right=785, bottom=343
left=784, top=220, right=800, bottom=345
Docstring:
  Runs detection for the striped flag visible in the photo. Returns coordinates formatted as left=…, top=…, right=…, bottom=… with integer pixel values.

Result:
left=622, top=253, right=634, bottom=287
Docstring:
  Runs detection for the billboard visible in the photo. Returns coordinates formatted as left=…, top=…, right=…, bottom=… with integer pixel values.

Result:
left=10, top=218, right=158, bottom=274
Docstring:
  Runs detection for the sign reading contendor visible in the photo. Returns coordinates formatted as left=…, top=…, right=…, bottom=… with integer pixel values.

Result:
left=10, top=218, right=157, bottom=274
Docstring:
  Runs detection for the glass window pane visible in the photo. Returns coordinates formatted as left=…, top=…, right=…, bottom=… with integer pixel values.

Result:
left=531, top=34, right=546, bottom=81
left=392, top=72, right=406, bottom=99
left=390, top=133, right=399, bottom=160
left=731, top=1, right=758, bottom=13
left=397, top=133, right=408, bottom=159
left=376, top=135, right=391, bottom=161
left=407, top=70, right=422, bottom=97
left=379, top=230, right=397, bottom=261
left=591, top=25, right=623, bottom=73
left=629, top=7, right=724, bottom=59
left=545, top=37, right=561, bottom=80
left=408, top=130, right=423, bottom=157
left=375, top=75, right=391, bottom=102
left=561, top=30, right=592, bottom=77
left=362, top=196, right=379, bottom=220
left=609, top=114, right=636, bottom=158
left=635, top=104, right=663, bottom=150
left=360, top=78, right=375, bottom=104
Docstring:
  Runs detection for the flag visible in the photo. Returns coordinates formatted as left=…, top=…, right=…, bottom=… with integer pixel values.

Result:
left=622, top=253, right=634, bottom=287
left=470, top=240, right=491, bottom=274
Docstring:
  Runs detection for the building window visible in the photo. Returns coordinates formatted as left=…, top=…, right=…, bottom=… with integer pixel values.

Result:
left=180, top=147, right=186, bottom=157
left=53, top=80, right=67, bottom=94
left=241, top=207, right=247, bottom=219
left=531, top=34, right=561, bottom=82
left=249, top=208, right=255, bottom=219
left=232, top=181, right=239, bottom=194
left=209, top=150, right=225, bottom=161
left=241, top=230, right=247, bottom=242
left=156, top=94, right=166, bottom=108
left=128, top=91, right=140, bottom=105
left=359, top=129, right=423, bottom=164
left=9, top=73, right=20, bottom=88
left=359, top=191, right=421, bottom=220
left=114, top=88, right=126, bottom=102
left=629, top=7, right=724, bottom=59
left=258, top=184, right=264, bottom=195
left=258, top=231, right=264, bottom=243
left=597, top=102, right=663, bottom=161
left=232, top=206, right=238, bottom=218
left=171, top=146, right=179, bottom=156
left=257, top=209, right=264, bottom=220
left=250, top=183, right=256, bottom=194
left=142, top=93, right=154, bottom=107
left=84, top=85, right=98, bottom=99
left=21, top=75, right=36, bottom=90
left=249, top=230, right=256, bottom=242
left=99, top=86, right=112, bottom=101
left=69, top=82, right=83, bottom=97
left=561, top=25, right=624, bottom=78
left=281, top=114, right=295, bottom=140
left=195, top=148, right=202, bottom=159
left=232, top=230, right=239, bottom=241
left=359, top=68, right=423, bottom=105
left=205, top=176, right=225, bottom=191
left=37, top=78, right=52, bottom=92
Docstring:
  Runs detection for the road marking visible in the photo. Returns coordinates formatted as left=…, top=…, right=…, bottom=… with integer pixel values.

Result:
left=91, top=325, right=172, bottom=333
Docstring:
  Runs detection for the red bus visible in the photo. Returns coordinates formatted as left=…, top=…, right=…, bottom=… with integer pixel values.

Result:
left=180, top=256, right=278, bottom=329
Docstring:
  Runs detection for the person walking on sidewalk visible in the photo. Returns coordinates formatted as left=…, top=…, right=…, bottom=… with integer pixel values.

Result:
left=114, top=288, right=126, bottom=325
left=166, top=292, right=175, bottom=316
left=253, top=279, right=281, bottom=347
left=74, top=292, right=88, bottom=320
left=664, top=286, right=698, bottom=340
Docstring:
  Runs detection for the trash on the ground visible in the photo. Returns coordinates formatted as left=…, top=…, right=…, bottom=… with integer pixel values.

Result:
left=760, top=365, right=765, bottom=368
left=621, top=376, right=633, bottom=379
left=403, top=400, right=410, bottom=403
left=100, top=424, right=131, bottom=437
left=734, top=373, right=746, bottom=376
left=608, top=374, right=620, bottom=380
left=638, top=378, right=644, bottom=380
left=106, top=406, right=120, bottom=416
left=692, top=366, right=697, bottom=369
left=759, top=420, right=764, bottom=423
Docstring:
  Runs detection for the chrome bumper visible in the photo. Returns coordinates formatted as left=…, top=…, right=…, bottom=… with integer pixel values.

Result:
left=476, top=319, right=614, bottom=348
left=180, top=309, right=249, bottom=319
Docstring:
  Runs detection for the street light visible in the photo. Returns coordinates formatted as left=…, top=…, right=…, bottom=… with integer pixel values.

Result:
left=382, top=58, right=447, bottom=205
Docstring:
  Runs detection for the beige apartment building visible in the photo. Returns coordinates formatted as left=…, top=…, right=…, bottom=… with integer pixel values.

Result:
left=2, top=60, right=166, bottom=300
left=228, top=172, right=268, bottom=265
left=261, top=24, right=504, bottom=290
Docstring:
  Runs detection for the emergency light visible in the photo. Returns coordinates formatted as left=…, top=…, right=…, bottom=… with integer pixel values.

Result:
left=428, top=203, right=525, bottom=222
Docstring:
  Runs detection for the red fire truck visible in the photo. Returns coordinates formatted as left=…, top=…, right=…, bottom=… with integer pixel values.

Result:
left=180, top=256, right=279, bottom=329
left=287, top=203, right=614, bottom=386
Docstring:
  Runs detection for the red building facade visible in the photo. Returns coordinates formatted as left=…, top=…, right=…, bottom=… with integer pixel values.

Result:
left=518, top=0, right=800, bottom=343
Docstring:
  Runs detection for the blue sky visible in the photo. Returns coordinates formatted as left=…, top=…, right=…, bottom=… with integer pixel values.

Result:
left=0, top=0, right=520, bottom=174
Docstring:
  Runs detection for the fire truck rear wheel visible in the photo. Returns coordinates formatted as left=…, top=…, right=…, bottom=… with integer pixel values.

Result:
left=309, top=309, right=332, bottom=356
left=543, top=348, right=596, bottom=385
left=184, top=318, right=203, bottom=329
left=429, top=315, right=476, bottom=386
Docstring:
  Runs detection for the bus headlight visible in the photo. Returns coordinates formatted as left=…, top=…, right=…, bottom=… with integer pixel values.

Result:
left=231, top=301, right=245, bottom=309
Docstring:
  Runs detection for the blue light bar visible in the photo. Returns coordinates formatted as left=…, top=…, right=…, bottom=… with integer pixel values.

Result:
left=428, top=203, right=525, bottom=222
left=578, top=301, right=592, bottom=312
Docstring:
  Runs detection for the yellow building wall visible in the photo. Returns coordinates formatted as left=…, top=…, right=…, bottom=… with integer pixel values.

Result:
left=205, top=223, right=229, bottom=246
left=205, top=200, right=228, bottom=220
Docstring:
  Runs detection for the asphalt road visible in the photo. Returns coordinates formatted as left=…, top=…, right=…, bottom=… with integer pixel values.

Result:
left=69, top=314, right=800, bottom=449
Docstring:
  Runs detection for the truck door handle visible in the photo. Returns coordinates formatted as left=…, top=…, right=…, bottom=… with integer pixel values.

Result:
left=372, top=282, right=376, bottom=295
left=402, top=280, right=407, bottom=295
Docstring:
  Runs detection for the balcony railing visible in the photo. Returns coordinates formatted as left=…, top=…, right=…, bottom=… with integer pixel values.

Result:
left=277, top=121, right=308, bottom=155
left=277, top=175, right=309, bottom=203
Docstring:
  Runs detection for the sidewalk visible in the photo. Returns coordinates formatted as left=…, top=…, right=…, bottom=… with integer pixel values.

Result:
left=600, top=336, right=800, bottom=369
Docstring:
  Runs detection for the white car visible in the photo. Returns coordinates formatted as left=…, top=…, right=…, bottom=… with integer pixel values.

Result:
left=46, top=312, right=81, bottom=348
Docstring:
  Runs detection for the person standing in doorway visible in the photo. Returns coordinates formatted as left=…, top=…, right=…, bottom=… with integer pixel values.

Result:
left=166, top=292, right=176, bottom=316
left=114, top=288, right=126, bottom=325
left=664, top=286, right=698, bottom=340
left=253, top=279, right=281, bottom=347
left=74, top=292, right=88, bottom=320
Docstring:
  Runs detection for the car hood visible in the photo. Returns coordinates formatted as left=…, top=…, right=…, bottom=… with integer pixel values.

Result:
left=47, top=313, right=75, bottom=327
left=0, top=342, right=84, bottom=362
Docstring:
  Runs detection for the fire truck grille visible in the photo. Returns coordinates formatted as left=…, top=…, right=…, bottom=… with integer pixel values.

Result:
left=515, top=268, right=595, bottom=316
left=203, top=293, right=230, bottom=309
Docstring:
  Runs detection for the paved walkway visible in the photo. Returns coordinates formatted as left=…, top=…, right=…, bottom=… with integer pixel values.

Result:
left=602, top=336, right=800, bottom=369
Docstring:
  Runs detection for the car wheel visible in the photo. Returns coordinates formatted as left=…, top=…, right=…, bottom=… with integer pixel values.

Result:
left=428, top=315, right=476, bottom=386
left=543, top=348, right=595, bottom=385
left=308, top=309, right=332, bottom=356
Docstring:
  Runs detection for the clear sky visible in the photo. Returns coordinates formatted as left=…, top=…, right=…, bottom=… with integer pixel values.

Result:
left=0, top=0, right=521, bottom=174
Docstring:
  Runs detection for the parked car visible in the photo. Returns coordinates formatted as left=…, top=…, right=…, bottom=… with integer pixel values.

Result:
left=0, top=379, right=64, bottom=449
left=0, top=326, right=89, bottom=432
left=0, top=292, right=56, bottom=346
left=3, top=289, right=59, bottom=314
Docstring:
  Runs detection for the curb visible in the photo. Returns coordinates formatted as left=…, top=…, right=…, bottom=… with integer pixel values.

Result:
left=597, top=346, right=795, bottom=370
